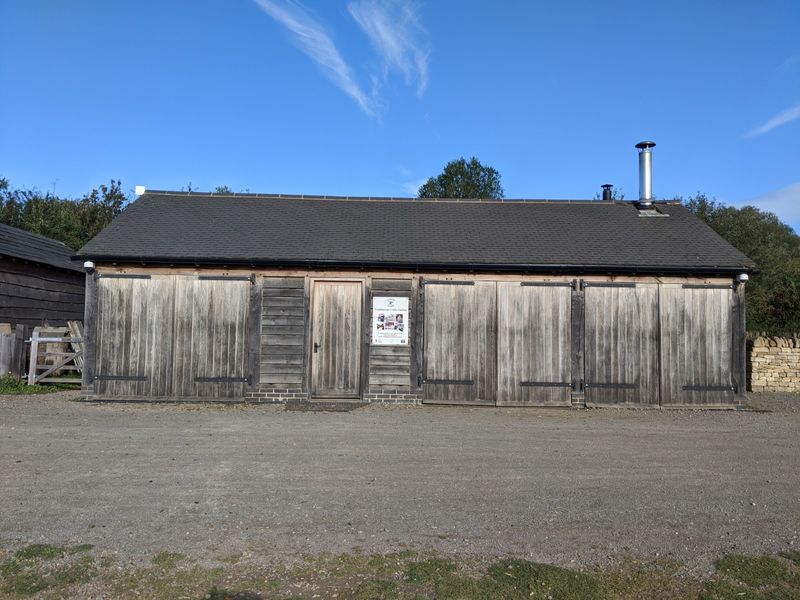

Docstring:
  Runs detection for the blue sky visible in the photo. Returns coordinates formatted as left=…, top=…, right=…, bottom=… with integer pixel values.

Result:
left=1, top=0, right=799, bottom=231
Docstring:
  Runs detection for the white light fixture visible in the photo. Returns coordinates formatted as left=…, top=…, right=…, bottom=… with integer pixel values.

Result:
left=83, top=260, right=95, bottom=272
left=737, top=273, right=749, bottom=283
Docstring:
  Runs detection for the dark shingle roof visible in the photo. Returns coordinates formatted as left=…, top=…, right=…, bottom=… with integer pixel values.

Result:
left=0, top=223, right=83, bottom=272
left=78, top=191, right=755, bottom=274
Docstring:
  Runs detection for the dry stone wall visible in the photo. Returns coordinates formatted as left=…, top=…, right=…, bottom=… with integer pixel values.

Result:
left=748, top=336, right=800, bottom=393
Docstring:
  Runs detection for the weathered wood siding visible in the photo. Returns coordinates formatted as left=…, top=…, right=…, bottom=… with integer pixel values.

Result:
left=660, top=285, right=734, bottom=405
left=95, top=276, right=175, bottom=397
left=172, top=278, right=251, bottom=398
left=497, top=282, right=572, bottom=406
left=261, top=277, right=305, bottom=386
left=584, top=283, right=659, bottom=406
left=310, top=281, right=362, bottom=397
left=93, top=275, right=251, bottom=398
left=422, top=281, right=496, bottom=405
left=0, top=256, right=84, bottom=327
left=369, top=279, right=413, bottom=389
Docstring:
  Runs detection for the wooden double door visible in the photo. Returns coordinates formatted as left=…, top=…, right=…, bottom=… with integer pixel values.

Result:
left=422, top=280, right=573, bottom=406
left=93, top=275, right=252, bottom=398
left=310, top=280, right=363, bottom=398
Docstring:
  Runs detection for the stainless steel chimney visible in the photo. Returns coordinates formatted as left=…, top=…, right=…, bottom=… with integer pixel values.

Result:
left=635, top=141, right=656, bottom=205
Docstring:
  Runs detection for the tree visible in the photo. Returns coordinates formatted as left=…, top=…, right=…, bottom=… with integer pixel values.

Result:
left=418, top=157, right=504, bottom=199
left=213, top=186, right=233, bottom=194
left=683, top=193, right=800, bottom=335
left=0, top=178, right=129, bottom=250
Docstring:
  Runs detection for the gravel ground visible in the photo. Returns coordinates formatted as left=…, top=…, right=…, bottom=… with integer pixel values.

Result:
left=0, top=391, right=798, bottom=572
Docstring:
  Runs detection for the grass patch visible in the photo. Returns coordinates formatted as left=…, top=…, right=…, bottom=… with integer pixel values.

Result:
left=1, top=544, right=799, bottom=599
left=0, top=375, right=80, bottom=395
left=0, top=543, right=97, bottom=596
left=715, top=554, right=791, bottom=588
left=780, top=550, right=800, bottom=567
left=152, top=550, right=186, bottom=570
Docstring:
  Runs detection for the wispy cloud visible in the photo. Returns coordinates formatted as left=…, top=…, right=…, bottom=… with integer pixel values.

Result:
left=745, top=103, right=800, bottom=137
left=740, top=182, right=800, bottom=231
left=252, top=0, right=377, bottom=116
left=347, top=0, right=430, bottom=98
left=401, top=177, right=426, bottom=196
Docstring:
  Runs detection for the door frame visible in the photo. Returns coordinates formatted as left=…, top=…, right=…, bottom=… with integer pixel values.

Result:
left=307, top=277, right=367, bottom=400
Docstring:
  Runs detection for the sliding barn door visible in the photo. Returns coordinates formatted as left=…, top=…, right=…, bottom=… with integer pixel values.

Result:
left=584, top=283, right=659, bottom=406
left=660, top=284, right=734, bottom=406
left=496, top=282, right=572, bottom=406
left=422, top=281, right=496, bottom=405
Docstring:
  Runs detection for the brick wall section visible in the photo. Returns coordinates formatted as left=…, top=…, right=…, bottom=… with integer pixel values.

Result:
left=244, top=386, right=308, bottom=403
left=748, top=337, right=800, bottom=393
left=364, top=387, right=423, bottom=404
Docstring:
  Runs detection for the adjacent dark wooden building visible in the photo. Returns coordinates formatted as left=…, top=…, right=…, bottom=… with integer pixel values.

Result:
left=0, top=223, right=85, bottom=327
left=77, top=190, right=754, bottom=407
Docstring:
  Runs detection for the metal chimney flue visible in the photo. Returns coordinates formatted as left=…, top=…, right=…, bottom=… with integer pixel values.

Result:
left=601, top=184, right=613, bottom=202
left=635, top=141, right=656, bottom=205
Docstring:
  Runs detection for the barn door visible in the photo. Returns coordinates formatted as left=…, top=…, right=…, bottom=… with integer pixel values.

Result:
left=172, top=277, right=252, bottom=398
left=584, top=282, right=659, bottom=406
left=496, top=282, right=573, bottom=406
left=422, top=281, right=496, bottom=405
left=310, top=281, right=362, bottom=398
left=94, top=275, right=175, bottom=397
left=659, top=284, right=734, bottom=406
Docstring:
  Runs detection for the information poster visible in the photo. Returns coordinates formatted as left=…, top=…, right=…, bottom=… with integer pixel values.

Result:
left=372, top=296, right=409, bottom=345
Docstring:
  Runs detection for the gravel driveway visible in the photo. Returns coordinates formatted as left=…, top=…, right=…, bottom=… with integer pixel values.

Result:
left=1, top=393, right=798, bottom=571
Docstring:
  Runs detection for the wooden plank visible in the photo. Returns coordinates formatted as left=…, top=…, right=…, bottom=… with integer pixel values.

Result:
left=248, top=276, right=262, bottom=390
left=263, top=277, right=304, bottom=289
left=371, top=279, right=413, bottom=292
left=732, top=282, right=746, bottom=398
left=659, top=284, right=735, bottom=406
left=422, top=281, right=496, bottom=404
left=496, top=283, right=572, bottom=406
left=584, top=284, right=659, bottom=406
left=570, top=281, right=585, bottom=401
left=263, top=287, right=304, bottom=298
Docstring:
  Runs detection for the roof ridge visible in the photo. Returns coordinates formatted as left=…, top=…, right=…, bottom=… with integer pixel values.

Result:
left=140, top=190, right=671, bottom=205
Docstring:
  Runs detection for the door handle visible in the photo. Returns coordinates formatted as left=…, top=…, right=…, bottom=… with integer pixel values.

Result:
left=313, top=342, right=320, bottom=353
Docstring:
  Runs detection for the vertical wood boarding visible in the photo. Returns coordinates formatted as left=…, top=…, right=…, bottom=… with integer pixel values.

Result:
left=171, top=278, right=251, bottom=398
left=584, top=283, right=659, bottom=406
left=659, top=285, right=734, bottom=405
left=422, top=281, right=496, bottom=405
left=94, top=276, right=176, bottom=397
left=496, top=282, right=572, bottom=406
left=310, top=280, right=362, bottom=398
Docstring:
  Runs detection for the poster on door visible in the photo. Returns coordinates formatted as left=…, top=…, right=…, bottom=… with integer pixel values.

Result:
left=372, top=296, right=409, bottom=345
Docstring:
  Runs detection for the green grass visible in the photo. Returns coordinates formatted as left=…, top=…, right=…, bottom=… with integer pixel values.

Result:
left=0, top=375, right=80, bottom=395
left=715, top=555, right=791, bottom=588
left=0, top=543, right=96, bottom=596
left=152, top=551, right=186, bottom=570
left=1, top=543, right=799, bottom=599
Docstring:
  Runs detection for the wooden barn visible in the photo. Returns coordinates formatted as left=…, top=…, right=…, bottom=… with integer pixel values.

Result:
left=77, top=183, right=755, bottom=408
left=0, top=223, right=85, bottom=327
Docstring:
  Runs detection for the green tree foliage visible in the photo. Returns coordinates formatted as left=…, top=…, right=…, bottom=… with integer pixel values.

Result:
left=0, top=177, right=129, bottom=250
left=683, top=193, right=800, bottom=335
left=418, top=157, right=504, bottom=199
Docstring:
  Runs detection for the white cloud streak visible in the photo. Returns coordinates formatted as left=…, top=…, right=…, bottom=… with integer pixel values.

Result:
left=348, top=0, right=430, bottom=97
left=745, top=103, right=800, bottom=137
left=740, top=182, right=800, bottom=230
left=252, top=0, right=377, bottom=117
